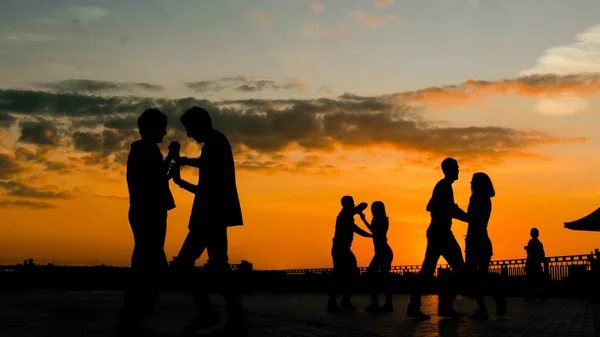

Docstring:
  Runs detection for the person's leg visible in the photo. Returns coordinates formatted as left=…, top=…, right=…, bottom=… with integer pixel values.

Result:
left=144, top=213, right=169, bottom=317
left=381, top=249, right=394, bottom=311
left=439, top=235, right=465, bottom=317
left=173, top=229, right=222, bottom=333
left=481, top=258, right=506, bottom=316
left=205, top=225, right=246, bottom=335
left=339, top=250, right=359, bottom=310
left=118, top=209, right=162, bottom=333
left=408, top=236, right=441, bottom=318
left=366, top=255, right=380, bottom=311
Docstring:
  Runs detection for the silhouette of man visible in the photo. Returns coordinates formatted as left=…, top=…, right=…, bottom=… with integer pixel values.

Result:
left=117, top=108, right=176, bottom=336
left=327, top=196, right=372, bottom=312
left=170, top=106, right=246, bottom=336
left=407, top=158, right=468, bottom=319
left=525, top=227, right=545, bottom=302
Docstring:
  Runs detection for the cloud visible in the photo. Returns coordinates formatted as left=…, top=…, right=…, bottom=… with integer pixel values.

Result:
left=519, top=24, right=600, bottom=116
left=353, top=10, right=398, bottom=27
left=0, top=180, right=72, bottom=199
left=14, top=147, right=75, bottom=174
left=304, top=24, right=320, bottom=33
left=236, top=152, right=339, bottom=175
left=65, top=5, right=110, bottom=25
left=311, top=2, right=324, bottom=12
left=185, top=76, right=307, bottom=93
left=0, top=112, right=17, bottom=129
left=535, top=94, right=589, bottom=116
left=0, top=154, right=22, bottom=179
left=0, top=200, right=55, bottom=209
left=323, top=26, right=349, bottom=39
left=374, top=0, right=394, bottom=7
left=0, top=87, right=583, bottom=170
left=248, top=10, right=273, bottom=28
left=36, top=79, right=164, bottom=94
left=18, top=120, right=61, bottom=145
left=521, top=25, right=600, bottom=76
left=72, top=129, right=136, bottom=158
left=392, top=73, right=600, bottom=111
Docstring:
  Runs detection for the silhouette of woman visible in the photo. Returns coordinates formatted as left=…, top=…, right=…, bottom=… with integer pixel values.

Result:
left=359, top=201, right=394, bottom=312
left=465, top=172, right=506, bottom=320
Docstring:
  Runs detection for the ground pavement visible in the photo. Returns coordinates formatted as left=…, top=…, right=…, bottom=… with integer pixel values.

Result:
left=1, top=291, right=599, bottom=336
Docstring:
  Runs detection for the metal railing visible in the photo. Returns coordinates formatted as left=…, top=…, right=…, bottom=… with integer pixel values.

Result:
left=282, top=253, right=598, bottom=281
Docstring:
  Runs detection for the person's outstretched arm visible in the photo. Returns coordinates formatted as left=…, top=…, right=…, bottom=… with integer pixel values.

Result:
left=453, top=204, right=469, bottom=223
left=359, top=213, right=373, bottom=231
left=172, top=164, right=198, bottom=194
left=178, top=157, right=202, bottom=168
left=354, top=224, right=372, bottom=238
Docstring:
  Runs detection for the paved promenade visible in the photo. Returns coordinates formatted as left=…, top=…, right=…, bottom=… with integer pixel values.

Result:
left=1, top=291, right=598, bottom=336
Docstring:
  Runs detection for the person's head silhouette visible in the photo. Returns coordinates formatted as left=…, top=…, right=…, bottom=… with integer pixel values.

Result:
left=180, top=106, right=213, bottom=143
left=441, top=158, right=459, bottom=181
left=471, top=172, right=495, bottom=198
left=341, top=195, right=355, bottom=210
left=138, top=109, right=167, bottom=143
left=530, top=227, right=539, bottom=238
left=371, top=201, right=387, bottom=218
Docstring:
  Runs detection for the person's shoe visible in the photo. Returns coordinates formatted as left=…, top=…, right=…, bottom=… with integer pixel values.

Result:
left=468, top=310, right=489, bottom=321
left=339, top=301, right=357, bottom=311
left=209, top=320, right=248, bottom=337
left=495, top=297, right=507, bottom=316
left=438, top=307, right=463, bottom=319
left=380, top=303, right=394, bottom=313
left=183, top=314, right=222, bottom=334
left=365, top=304, right=380, bottom=313
left=407, top=306, right=430, bottom=320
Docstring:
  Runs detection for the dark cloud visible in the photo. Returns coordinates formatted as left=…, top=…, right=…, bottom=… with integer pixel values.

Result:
left=0, top=200, right=55, bottom=209
left=0, top=180, right=72, bottom=199
left=0, top=82, right=586, bottom=171
left=36, top=79, right=164, bottom=94
left=0, top=154, right=22, bottom=179
left=236, top=153, right=339, bottom=174
left=18, top=120, right=61, bottom=145
left=185, top=76, right=306, bottom=93
left=0, top=111, right=16, bottom=129
left=72, top=129, right=135, bottom=157
left=14, top=147, right=74, bottom=174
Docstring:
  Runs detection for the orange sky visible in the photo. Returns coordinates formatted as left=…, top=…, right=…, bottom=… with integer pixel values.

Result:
left=1, top=138, right=600, bottom=270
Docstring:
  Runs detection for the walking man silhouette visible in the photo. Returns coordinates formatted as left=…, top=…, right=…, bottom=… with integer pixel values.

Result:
left=117, top=108, right=176, bottom=336
left=170, top=106, right=246, bottom=336
left=407, top=158, right=468, bottom=319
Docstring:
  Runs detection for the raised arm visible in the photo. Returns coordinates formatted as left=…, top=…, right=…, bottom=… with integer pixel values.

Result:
left=359, top=213, right=372, bottom=231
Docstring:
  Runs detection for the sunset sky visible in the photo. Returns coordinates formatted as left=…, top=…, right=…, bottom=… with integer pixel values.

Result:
left=1, top=0, right=600, bottom=270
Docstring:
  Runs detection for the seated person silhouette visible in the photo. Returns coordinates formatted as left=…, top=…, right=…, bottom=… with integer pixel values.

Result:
left=524, top=227, right=545, bottom=302
left=169, top=107, right=246, bottom=336
left=117, top=108, right=176, bottom=336
left=407, top=158, right=468, bottom=320
left=328, top=196, right=372, bottom=313
left=359, top=201, right=394, bottom=313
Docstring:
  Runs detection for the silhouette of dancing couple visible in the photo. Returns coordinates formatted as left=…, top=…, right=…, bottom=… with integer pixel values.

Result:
left=328, top=158, right=507, bottom=320
left=117, top=107, right=245, bottom=336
